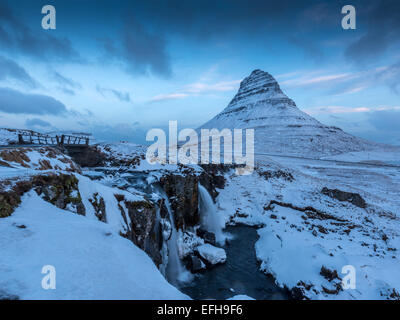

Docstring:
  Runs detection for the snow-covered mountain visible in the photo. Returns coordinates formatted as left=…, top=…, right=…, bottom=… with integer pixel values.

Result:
left=199, top=69, right=387, bottom=157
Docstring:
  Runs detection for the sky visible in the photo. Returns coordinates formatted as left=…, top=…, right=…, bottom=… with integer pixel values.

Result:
left=0, top=0, right=399, bottom=145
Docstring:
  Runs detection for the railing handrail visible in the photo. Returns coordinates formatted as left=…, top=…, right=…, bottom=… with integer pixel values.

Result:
left=17, top=133, right=90, bottom=146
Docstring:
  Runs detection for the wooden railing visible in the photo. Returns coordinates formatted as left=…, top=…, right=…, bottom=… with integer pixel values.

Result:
left=18, top=133, right=90, bottom=146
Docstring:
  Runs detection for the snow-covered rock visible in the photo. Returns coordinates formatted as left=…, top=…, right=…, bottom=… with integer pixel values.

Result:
left=196, top=244, right=227, bottom=265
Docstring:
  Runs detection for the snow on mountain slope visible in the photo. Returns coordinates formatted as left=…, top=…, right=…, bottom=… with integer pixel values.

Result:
left=0, top=192, right=188, bottom=300
left=199, top=69, right=392, bottom=157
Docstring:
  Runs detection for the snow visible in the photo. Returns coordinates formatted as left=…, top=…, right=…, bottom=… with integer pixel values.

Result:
left=0, top=192, right=188, bottom=300
left=97, top=141, right=147, bottom=160
left=97, top=141, right=203, bottom=173
left=0, top=128, right=19, bottom=145
left=196, top=244, right=227, bottom=265
left=0, top=147, right=78, bottom=172
left=255, top=203, right=400, bottom=299
left=322, top=150, right=400, bottom=166
left=77, top=174, right=143, bottom=233
left=215, top=156, right=400, bottom=299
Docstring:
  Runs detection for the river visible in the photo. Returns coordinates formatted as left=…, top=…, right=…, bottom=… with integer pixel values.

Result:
left=180, top=225, right=289, bottom=300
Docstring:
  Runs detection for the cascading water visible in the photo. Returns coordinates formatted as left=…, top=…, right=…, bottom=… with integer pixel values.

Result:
left=198, top=184, right=226, bottom=245
left=158, top=190, right=191, bottom=286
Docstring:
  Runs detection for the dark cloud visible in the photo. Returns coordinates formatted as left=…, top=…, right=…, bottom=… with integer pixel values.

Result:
left=1, top=0, right=397, bottom=79
left=102, top=20, right=171, bottom=77
left=25, top=118, right=52, bottom=128
left=133, top=0, right=312, bottom=38
left=100, top=0, right=329, bottom=76
left=52, top=71, right=82, bottom=95
left=0, top=87, right=67, bottom=115
left=0, top=2, right=82, bottom=63
left=96, top=85, right=131, bottom=102
left=126, top=0, right=400, bottom=71
left=0, top=55, right=38, bottom=88
left=345, top=0, right=400, bottom=63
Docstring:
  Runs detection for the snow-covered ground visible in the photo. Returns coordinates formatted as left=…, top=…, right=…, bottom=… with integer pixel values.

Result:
left=0, top=146, right=192, bottom=299
left=1, top=136, right=399, bottom=299
left=215, top=156, right=400, bottom=299
left=0, top=192, right=188, bottom=300
left=0, top=128, right=19, bottom=145
left=258, top=154, right=400, bottom=210
left=322, top=150, right=400, bottom=166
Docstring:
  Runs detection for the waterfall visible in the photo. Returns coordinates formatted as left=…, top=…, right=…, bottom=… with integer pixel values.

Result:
left=198, top=184, right=226, bottom=245
left=158, top=190, right=191, bottom=286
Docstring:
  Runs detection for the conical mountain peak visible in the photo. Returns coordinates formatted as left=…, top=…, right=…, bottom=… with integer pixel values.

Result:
left=223, top=69, right=296, bottom=114
left=199, top=69, right=379, bottom=157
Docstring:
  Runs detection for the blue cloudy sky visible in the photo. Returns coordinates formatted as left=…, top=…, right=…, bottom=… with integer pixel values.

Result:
left=0, top=0, right=399, bottom=145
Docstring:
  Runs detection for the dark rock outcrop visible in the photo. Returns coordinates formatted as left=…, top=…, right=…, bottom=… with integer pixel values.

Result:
left=115, top=194, right=163, bottom=267
left=64, top=145, right=106, bottom=167
left=159, top=167, right=223, bottom=231
left=264, top=200, right=347, bottom=222
left=185, top=255, right=206, bottom=273
left=259, top=169, right=294, bottom=182
left=0, top=173, right=85, bottom=218
left=321, top=187, right=366, bottom=208
left=199, top=164, right=228, bottom=200
left=89, top=193, right=106, bottom=222
left=159, top=173, right=200, bottom=230
left=196, top=228, right=216, bottom=246
left=320, top=266, right=340, bottom=282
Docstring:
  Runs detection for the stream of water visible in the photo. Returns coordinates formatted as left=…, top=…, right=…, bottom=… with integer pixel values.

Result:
left=86, top=170, right=288, bottom=300
left=181, top=225, right=289, bottom=300
left=198, top=184, right=226, bottom=245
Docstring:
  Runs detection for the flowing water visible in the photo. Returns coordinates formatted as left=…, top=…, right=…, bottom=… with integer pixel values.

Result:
left=181, top=225, right=289, bottom=300
left=161, top=192, right=192, bottom=285
left=198, top=184, right=226, bottom=245
left=87, top=170, right=288, bottom=299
